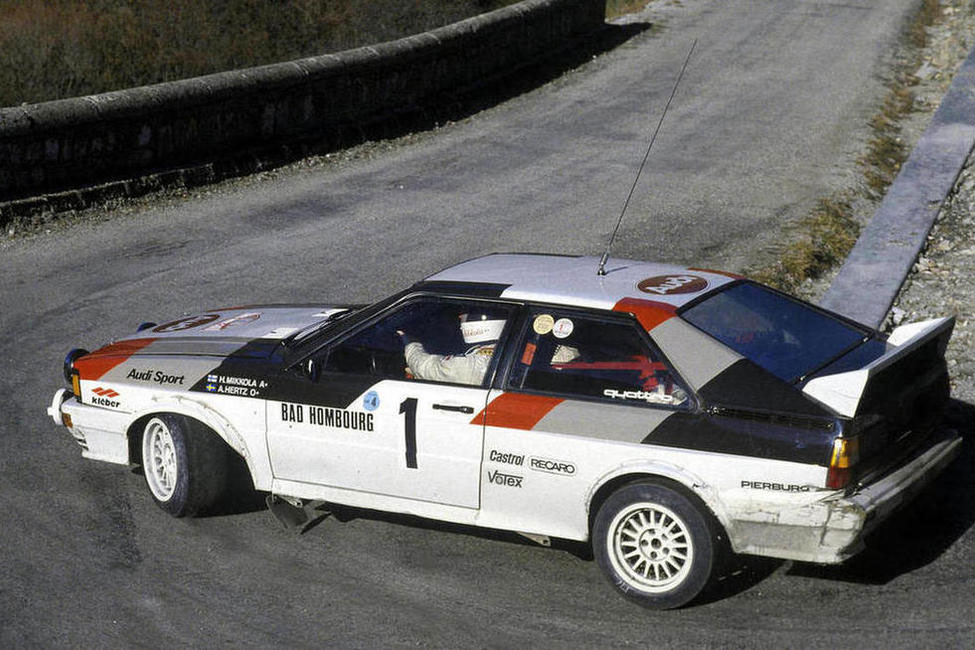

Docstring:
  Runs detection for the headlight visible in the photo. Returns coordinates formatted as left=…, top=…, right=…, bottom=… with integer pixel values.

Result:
left=63, top=348, right=88, bottom=385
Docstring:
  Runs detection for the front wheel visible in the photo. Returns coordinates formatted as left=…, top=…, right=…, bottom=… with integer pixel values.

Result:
left=140, top=414, right=228, bottom=517
left=593, top=481, right=717, bottom=609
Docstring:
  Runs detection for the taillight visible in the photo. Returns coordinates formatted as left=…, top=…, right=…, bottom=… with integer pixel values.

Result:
left=826, top=436, right=860, bottom=489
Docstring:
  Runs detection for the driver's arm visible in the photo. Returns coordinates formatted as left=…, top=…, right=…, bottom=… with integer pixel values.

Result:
left=404, top=342, right=485, bottom=384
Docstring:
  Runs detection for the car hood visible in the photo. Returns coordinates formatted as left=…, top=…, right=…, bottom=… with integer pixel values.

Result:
left=110, top=305, right=350, bottom=356
left=76, top=304, right=349, bottom=373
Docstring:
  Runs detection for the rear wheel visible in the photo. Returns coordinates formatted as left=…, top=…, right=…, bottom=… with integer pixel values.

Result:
left=140, top=414, right=228, bottom=517
left=593, top=481, right=716, bottom=609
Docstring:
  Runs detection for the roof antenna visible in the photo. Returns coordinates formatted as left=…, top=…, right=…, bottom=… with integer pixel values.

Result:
left=597, top=39, right=697, bottom=276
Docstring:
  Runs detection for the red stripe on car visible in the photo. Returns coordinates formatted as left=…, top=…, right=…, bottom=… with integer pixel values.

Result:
left=612, top=297, right=676, bottom=331
left=688, top=267, right=744, bottom=279
left=74, top=338, right=157, bottom=381
left=472, top=392, right=563, bottom=430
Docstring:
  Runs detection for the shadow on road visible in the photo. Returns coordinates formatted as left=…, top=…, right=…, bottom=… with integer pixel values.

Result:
left=788, top=398, right=975, bottom=585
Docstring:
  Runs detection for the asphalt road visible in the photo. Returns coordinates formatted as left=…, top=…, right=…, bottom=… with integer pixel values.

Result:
left=3, top=0, right=972, bottom=646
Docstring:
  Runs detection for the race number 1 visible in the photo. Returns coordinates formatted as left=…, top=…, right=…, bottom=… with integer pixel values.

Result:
left=399, top=398, right=418, bottom=469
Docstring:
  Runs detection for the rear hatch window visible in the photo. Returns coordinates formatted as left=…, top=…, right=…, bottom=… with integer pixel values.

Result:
left=680, top=282, right=886, bottom=384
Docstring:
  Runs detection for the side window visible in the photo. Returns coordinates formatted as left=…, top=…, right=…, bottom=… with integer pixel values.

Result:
left=508, top=311, right=690, bottom=408
left=318, top=297, right=515, bottom=387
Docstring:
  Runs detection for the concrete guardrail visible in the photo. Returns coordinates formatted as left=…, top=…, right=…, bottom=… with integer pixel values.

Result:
left=0, top=0, right=605, bottom=211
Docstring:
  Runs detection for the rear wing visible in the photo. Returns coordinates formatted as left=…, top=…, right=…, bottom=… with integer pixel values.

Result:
left=801, top=317, right=954, bottom=418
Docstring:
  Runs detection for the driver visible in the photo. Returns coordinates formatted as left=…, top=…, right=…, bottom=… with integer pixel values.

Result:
left=398, top=312, right=505, bottom=385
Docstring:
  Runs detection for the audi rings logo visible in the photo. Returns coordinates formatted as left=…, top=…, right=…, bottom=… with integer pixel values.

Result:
left=637, top=274, right=708, bottom=296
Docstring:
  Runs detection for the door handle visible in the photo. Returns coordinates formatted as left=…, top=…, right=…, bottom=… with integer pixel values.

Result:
left=432, top=404, right=474, bottom=414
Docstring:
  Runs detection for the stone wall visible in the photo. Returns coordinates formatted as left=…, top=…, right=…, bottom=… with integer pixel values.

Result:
left=0, top=0, right=604, bottom=203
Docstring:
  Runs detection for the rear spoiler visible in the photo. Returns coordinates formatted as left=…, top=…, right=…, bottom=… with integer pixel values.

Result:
left=802, top=317, right=954, bottom=418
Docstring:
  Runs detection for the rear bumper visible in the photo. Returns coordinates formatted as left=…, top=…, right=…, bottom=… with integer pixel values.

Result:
left=48, top=389, right=131, bottom=464
left=728, top=428, right=962, bottom=564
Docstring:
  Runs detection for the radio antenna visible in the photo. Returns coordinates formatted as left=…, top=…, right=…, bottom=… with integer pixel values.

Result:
left=597, top=39, right=697, bottom=276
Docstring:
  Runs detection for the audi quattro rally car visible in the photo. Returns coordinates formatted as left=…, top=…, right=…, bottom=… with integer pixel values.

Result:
left=48, top=253, right=960, bottom=609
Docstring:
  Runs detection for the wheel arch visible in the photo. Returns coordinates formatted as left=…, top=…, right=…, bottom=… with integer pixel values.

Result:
left=123, top=398, right=261, bottom=486
left=586, top=463, right=733, bottom=545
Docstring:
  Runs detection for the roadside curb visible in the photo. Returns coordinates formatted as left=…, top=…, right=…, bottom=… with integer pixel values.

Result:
left=820, top=44, right=975, bottom=329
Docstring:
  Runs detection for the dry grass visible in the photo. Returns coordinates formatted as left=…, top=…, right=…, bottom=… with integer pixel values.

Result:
left=751, top=0, right=944, bottom=292
left=910, top=0, right=943, bottom=48
left=750, top=197, right=860, bottom=293
left=0, top=0, right=519, bottom=107
left=606, top=0, right=650, bottom=18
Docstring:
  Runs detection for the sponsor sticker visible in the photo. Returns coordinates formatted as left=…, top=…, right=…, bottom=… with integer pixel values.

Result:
left=153, top=314, right=221, bottom=333
left=204, top=312, right=261, bottom=331
left=529, top=456, right=576, bottom=476
left=741, top=480, right=811, bottom=493
left=280, top=402, right=374, bottom=432
left=126, top=368, right=186, bottom=386
left=603, top=387, right=679, bottom=405
left=90, top=386, right=121, bottom=408
left=489, top=450, right=524, bottom=466
left=552, top=318, right=574, bottom=339
left=533, top=314, right=554, bottom=335
left=487, top=469, right=523, bottom=488
left=636, top=274, right=708, bottom=296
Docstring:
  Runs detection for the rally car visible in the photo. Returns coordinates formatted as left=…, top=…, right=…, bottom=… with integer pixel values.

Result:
left=48, top=253, right=960, bottom=609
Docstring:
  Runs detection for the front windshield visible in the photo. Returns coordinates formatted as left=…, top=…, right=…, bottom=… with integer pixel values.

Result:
left=680, top=282, right=876, bottom=383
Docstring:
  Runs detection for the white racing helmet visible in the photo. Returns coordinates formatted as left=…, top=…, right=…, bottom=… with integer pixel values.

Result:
left=459, top=312, right=505, bottom=344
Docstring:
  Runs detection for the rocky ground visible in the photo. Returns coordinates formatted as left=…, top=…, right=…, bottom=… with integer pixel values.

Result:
left=893, top=156, right=975, bottom=405
left=804, top=0, right=975, bottom=410
left=884, top=0, right=975, bottom=408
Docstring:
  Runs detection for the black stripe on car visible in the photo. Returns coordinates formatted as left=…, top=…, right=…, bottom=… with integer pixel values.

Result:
left=642, top=359, right=835, bottom=465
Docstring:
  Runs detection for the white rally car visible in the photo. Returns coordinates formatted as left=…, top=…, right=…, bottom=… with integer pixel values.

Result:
left=48, top=253, right=960, bottom=608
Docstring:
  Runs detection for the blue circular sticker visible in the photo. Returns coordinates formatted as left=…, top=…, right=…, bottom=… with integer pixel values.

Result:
left=363, top=390, right=380, bottom=412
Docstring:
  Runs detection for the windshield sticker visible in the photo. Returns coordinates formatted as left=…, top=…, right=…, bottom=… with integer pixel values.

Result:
left=552, top=318, right=574, bottom=339
left=204, top=312, right=261, bottom=331
left=637, top=275, right=708, bottom=296
left=533, top=314, right=554, bottom=335
left=153, top=314, right=220, bottom=332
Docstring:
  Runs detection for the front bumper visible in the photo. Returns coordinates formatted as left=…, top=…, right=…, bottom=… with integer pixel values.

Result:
left=728, top=428, right=962, bottom=564
left=48, top=389, right=131, bottom=465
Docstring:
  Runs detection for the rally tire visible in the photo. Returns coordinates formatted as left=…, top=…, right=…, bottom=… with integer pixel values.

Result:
left=593, top=480, right=716, bottom=610
left=140, top=414, right=228, bottom=517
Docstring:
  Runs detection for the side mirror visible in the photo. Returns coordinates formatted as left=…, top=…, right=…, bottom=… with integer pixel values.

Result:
left=305, top=357, right=321, bottom=382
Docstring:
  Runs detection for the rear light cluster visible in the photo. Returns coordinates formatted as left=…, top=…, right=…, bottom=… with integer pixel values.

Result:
left=826, top=436, right=860, bottom=489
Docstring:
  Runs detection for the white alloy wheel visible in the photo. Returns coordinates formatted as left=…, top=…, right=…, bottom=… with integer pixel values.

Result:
left=139, top=413, right=229, bottom=517
left=593, top=481, right=717, bottom=609
left=143, top=417, right=179, bottom=502
left=607, top=502, right=693, bottom=593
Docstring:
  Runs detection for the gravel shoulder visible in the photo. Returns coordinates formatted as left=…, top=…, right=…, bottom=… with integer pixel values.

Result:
left=893, top=157, right=975, bottom=405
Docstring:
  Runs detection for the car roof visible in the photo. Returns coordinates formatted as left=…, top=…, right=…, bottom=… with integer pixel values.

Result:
left=423, top=253, right=740, bottom=311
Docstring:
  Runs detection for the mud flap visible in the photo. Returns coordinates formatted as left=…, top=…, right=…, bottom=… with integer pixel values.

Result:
left=266, top=494, right=310, bottom=530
